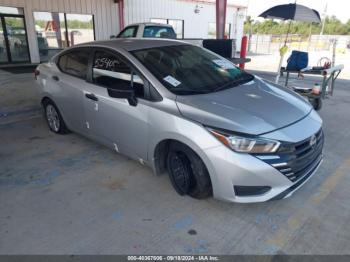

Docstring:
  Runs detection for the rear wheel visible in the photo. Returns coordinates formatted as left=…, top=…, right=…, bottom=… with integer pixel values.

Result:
left=43, top=100, right=69, bottom=134
left=166, top=142, right=212, bottom=199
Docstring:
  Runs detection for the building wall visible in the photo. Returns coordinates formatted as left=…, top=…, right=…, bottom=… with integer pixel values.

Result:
left=124, top=0, right=246, bottom=43
left=0, top=0, right=120, bottom=63
left=0, top=0, right=246, bottom=63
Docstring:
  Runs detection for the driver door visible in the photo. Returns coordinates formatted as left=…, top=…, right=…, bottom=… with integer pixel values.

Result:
left=84, top=49, right=149, bottom=161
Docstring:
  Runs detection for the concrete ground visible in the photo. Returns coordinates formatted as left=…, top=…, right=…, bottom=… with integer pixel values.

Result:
left=1, top=68, right=350, bottom=255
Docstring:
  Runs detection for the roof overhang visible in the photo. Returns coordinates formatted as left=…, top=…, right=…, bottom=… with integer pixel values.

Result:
left=179, top=0, right=247, bottom=9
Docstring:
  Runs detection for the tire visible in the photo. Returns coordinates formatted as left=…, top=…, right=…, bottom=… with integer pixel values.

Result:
left=43, top=99, right=69, bottom=134
left=311, top=97, right=322, bottom=111
left=166, top=142, right=212, bottom=199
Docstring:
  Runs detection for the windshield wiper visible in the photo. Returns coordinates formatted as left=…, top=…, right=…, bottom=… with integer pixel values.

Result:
left=214, top=73, right=255, bottom=92
left=172, top=88, right=212, bottom=95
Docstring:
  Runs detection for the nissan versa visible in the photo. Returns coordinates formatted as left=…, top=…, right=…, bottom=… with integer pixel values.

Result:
left=35, top=39, right=324, bottom=203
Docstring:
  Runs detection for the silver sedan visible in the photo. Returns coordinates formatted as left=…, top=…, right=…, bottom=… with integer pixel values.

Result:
left=35, top=39, right=323, bottom=203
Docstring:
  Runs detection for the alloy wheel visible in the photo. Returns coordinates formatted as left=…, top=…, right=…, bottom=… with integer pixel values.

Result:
left=46, top=104, right=60, bottom=132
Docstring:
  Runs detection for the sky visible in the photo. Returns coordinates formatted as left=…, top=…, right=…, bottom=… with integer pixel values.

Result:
left=231, top=0, right=349, bottom=23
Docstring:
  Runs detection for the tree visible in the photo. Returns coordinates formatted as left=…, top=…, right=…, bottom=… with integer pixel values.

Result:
left=244, top=16, right=350, bottom=35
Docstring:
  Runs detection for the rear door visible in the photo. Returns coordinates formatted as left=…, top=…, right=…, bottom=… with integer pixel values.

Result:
left=83, top=49, right=150, bottom=160
left=51, top=48, right=91, bottom=133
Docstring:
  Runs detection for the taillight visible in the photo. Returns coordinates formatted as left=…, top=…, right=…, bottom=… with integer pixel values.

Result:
left=34, top=69, right=40, bottom=80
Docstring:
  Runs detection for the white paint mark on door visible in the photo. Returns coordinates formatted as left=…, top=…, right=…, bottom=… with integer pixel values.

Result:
left=113, top=143, right=119, bottom=153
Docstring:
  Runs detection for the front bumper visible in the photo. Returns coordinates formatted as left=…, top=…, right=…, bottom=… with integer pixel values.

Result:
left=202, top=111, right=323, bottom=203
left=270, top=156, right=323, bottom=200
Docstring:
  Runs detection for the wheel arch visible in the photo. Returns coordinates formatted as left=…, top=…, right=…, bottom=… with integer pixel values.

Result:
left=152, top=136, right=212, bottom=178
left=41, top=96, right=66, bottom=123
left=153, top=139, right=175, bottom=176
left=41, top=96, right=53, bottom=106
left=152, top=137, right=215, bottom=197
left=41, top=96, right=70, bottom=134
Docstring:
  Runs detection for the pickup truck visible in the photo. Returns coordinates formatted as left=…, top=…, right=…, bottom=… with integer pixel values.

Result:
left=116, top=22, right=177, bottom=39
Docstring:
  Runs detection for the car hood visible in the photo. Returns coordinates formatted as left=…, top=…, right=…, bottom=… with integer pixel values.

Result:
left=175, top=76, right=313, bottom=135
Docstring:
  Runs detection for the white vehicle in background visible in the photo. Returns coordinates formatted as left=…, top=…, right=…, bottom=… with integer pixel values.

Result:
left=115, top=22, right=177, bottom=39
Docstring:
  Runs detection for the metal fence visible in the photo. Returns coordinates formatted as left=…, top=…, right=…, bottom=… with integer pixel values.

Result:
left=247, top=34, right=350, bottom=54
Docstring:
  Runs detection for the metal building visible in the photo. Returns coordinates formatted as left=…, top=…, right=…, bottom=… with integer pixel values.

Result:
left=0, top=0, right=247, bottom=65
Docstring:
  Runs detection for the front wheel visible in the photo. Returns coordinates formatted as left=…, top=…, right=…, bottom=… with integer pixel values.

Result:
left=167, top=142, right=212, bottom=199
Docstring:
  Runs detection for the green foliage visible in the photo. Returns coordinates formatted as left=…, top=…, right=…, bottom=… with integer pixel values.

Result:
left=4, top=18, right=23, bottom=28
left=67, top=19, right=93, bottom=29
left=244, top=16, right=350, bottom=35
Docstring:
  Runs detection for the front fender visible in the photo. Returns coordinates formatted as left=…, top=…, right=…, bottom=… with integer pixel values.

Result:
left=147, top=107, right=223, bottom=197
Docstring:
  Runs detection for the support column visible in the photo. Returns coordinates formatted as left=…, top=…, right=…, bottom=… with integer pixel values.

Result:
left=216, top=0, right=227, bottom=39
left=23, top=6, right=40, bottom=63
left=117, top=0, right=125, bottom=31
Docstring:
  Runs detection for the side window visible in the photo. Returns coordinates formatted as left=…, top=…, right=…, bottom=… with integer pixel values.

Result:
left=58, top=50, right=90, bottom=79
left=118, top=26, right=138, bottom=38
left=92, top=51, right=145, bottom=98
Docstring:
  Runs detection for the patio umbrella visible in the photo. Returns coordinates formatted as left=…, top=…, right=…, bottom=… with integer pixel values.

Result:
left=258, top=3, right=321, bottom=83
left=259, top=3, right=321, bottom=24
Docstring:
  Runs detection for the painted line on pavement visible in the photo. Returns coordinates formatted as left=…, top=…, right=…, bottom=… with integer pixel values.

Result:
left=261, top=158, right=350, bottom=254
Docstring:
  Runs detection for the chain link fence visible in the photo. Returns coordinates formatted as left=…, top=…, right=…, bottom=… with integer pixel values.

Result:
left=247, top=34, right=350, bottom=54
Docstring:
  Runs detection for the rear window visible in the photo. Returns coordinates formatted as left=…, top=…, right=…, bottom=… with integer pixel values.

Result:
left=143, top=26, right=176, bottom=39
left=58, top=49, right=90, bottom=79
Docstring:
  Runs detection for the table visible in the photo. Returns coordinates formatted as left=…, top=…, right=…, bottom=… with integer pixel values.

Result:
left=229, top=57, right=251, bottom=65
left=281, top=64, right=344, bottom=99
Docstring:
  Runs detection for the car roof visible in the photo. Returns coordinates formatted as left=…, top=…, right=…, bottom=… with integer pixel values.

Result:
left=127, top=22, right=173, bottom=28
left=78, top=38, right=188, bottom=51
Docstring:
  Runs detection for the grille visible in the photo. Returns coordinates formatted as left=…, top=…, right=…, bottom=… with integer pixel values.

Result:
left=258, top=129, right=324, bottom=182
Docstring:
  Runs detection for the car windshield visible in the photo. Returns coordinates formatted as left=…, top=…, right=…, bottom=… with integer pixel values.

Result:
left=132, top=45, right=254, bottom=95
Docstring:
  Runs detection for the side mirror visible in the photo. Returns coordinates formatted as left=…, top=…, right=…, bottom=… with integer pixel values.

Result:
left=107, top=86, right=137, bottom=106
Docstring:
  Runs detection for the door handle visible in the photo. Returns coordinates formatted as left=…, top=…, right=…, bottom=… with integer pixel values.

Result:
left=85, top=93, right=98, bottom=101
left=52, top=75, right=59, bottom=81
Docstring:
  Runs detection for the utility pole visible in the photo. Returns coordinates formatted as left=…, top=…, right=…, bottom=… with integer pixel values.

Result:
left=320, top=2, right=328, bottom=35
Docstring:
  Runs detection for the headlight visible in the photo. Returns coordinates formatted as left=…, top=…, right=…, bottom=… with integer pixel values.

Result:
left=208, top=128, right=280, bottom=153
